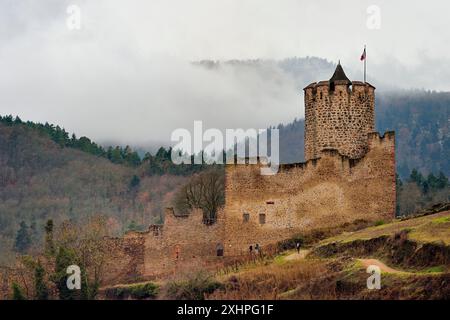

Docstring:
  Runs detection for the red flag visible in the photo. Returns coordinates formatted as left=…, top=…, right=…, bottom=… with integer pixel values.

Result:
left=360, top=48, right=366, bottom=61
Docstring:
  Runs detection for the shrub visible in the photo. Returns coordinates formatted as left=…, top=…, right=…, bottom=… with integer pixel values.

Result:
left=105, top=287, right=126, bottom=300
left=277, top=235, right=305, bottom=251
left=129, top=282, right=159, bottom=299
left=105, top=282, right=159, bottom=300
left=374, top=220, right=385, bottom=226
left=166, top=272, right=223, bottom=300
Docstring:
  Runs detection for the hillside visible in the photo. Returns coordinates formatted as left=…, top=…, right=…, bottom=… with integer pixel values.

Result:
left=96, top=209, right=450, bottom=300
left=0, top=122, right=189, bottom=265
left=174, top=210, right=450, bottom=300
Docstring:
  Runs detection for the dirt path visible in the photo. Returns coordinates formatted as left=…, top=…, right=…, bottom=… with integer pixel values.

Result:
left=284, top=249, right=310, bottom=261
left=284, top=250, right=404, bottom=274
left=358, top=258, right=402, bottom=273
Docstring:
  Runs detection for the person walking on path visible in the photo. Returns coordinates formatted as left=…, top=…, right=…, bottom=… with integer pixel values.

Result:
left=296, top=242, right=301, bottom=254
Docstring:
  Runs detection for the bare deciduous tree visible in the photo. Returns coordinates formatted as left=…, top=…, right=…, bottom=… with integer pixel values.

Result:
left=174, top=168, right=225, bottom=225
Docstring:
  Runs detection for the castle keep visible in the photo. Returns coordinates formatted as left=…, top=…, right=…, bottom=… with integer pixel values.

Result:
left=102, top=64, right=396, bottom=284
left=304, top=63, right=375, bottom=160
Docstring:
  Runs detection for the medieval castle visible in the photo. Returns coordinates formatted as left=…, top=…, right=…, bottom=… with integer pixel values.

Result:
left=103, top=63, right=396, bottom=283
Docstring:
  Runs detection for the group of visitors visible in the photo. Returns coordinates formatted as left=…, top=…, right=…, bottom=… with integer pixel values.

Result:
left=248, top=243, right=261, bottom=256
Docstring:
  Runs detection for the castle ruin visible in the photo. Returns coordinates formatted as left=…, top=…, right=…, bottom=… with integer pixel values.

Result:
left=102, top=63, right=396, bottom=284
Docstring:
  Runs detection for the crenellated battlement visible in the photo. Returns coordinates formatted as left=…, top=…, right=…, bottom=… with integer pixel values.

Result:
left=368, top=130, right=395, bottom=141
left=163, top=207, right=225, bottom=228
left=226, top=130, right=395, bottom=178
left=304, top=80, right=375, bottom=98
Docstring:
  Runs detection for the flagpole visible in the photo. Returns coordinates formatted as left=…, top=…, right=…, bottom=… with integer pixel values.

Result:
left=364, top=45, right=366, bottom=83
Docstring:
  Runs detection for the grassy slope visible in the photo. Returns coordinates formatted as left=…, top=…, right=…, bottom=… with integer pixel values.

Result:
left=319, top=210, right=450, bottom=245
left=205, top=211, right=450, bottom=300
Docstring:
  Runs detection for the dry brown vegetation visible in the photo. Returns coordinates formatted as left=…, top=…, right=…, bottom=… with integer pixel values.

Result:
left=208, top=258, right=329, bottom=300
left=205, top=211, right=450, bottom=300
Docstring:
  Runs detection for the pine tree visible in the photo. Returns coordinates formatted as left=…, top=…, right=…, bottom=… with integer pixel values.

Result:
left=129, top=175, right=141, bottom=189
left=80, top=264, right=99, bottom=300
left=127, top=220, right=140, bottom=231
left=34, top=261, right=49, bottom=300
left=110, top=147, right=123, bottom=164
left=11, top=282, right=26, bottom=300
left=436, top=171, right=449, bottom=189
left=126, top=151, right=141, bottom=166
left=409, top=168, right=424, bottom=186
left=44, top=219, right=55, bottom=256
left=30, top=217, right=38, bottom=244
left=14, top=221, right=31, bottom=253
left=53, top=246, right=80, bottom=300
left=426, top=173, right=438, bottom=190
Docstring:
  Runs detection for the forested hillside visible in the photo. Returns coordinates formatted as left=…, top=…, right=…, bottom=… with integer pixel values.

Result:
left=376, top=90, right=450, bottom=177
left=0, top=121, right=191, bottom=264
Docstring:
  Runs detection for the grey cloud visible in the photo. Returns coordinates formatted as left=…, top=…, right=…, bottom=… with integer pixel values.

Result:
left=0, top=0, right=448, bottom=148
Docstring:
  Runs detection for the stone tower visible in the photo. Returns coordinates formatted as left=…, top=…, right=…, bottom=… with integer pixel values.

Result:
left=303, top=62, right=375, bottom=160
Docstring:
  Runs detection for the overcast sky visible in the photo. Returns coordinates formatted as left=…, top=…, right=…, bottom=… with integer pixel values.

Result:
left=0, top=0, right=449, bottom=147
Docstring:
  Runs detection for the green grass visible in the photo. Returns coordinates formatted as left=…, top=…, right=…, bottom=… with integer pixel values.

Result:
left=432, top=216, right=450, bottom=224
left=408, top=222, right=450, bottom=245
left=422, top=266, right=446, bottom=274
left=342, top=259, right=364, bottom=276
left=273, top=251, right=291, bottom=265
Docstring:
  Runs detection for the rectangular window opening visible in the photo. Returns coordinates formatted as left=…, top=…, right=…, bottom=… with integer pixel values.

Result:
left=259, top=213, right=266, bottom=225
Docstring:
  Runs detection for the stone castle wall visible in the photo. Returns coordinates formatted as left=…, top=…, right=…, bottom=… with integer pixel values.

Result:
left=141, top=208, right=225, bottom=279
left=222, top=131, right=395, bottom=256
left=304, top=81, right=375, bottom=161
left=101, top=235, right=146, bottom=285
left=102, top=208, right=228, bottom=284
